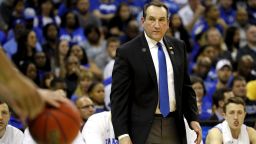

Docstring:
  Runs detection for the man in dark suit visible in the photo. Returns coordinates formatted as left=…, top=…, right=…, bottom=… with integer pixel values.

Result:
left=110, top=1, right=202, bottom=144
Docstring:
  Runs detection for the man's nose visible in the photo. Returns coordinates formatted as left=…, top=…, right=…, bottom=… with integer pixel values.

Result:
left=154, top=20, right=160, bottom=28
left=234, top=113, right=238, bottom=119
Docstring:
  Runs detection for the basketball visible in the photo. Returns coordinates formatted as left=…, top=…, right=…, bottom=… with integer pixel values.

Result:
left=28, top=100, right=81, bottom=144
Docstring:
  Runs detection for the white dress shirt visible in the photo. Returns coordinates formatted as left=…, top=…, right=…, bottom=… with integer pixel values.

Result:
left=144, top=32, right=176, bottom=113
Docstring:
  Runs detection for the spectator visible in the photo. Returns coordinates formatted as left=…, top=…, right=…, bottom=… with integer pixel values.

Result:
left=75, top=96, right=95, bottom=128
left=168, top=13, right=192, bottom=52
left=34, top=0, right=61, bottom=28
left=40, top=72, right=55, bottom=89
left=93, top=0, right=117, bottom=25
left=42, top=23, right=59, bottom=61
left=224, top=26, right=240, bottom=61
left=204, top=28, right=231, bottom=63
left=0, top=103, right=24, bottom=143
left=87, top=81, right=106, bottom=113
left=74, top=0, right=101, bottom=28
left=23, top=7, right=44, bottom=44
left=178, top=0, right=205, bottom=32
left=231, top=76, right=256, bottom=124
left=9, top=0, right=25, bottom=27
left=73, top=68, right=94, bottom=98
left=3, top=19, right=25, bottom=58
left=33, top=51, right=51, bottom=77
left=236, top=25, right=256, bottom=71
left=63, top=55, right=80, bottom=98
left=50, top=77, right=67, bottom=92
left=94, top=37, right=120, bottom=70
left=119, top=19, right=140, bottom=44
left=67, top=43, right=88, bottom=67
left=191, top=56, right=212, bottom=81
left=206, top=97, right=256, bottom=143
left=235, top=55, right=256, bottom=82
left=12, top=29, right=42, bottom=67
left=103, top=37, right=120, bottom=110
left=108, top=3, right=134, bottom=37
left=19, top=61, right=40, bottom=86
left=83, top=25, right=106, bottom=64
left=234, top=7, right=249, bottom=48
left=218, top=0, right=236, bottom=26
left=210, top=88, right=234, bottom=122
left=192, top=5, right=227, bottom=42
left=247, top=0, right=256, bottom=25
left=190, top=75, right=212, bottom=121
left=207, top=59, right=233, bottom=98
left=53, top=39, right=69, bottom=77
left=59, top=11, right=86, bottom=45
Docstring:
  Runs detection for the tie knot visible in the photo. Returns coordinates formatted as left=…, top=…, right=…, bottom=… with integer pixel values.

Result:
left=157, top=42, right=162, bottom=48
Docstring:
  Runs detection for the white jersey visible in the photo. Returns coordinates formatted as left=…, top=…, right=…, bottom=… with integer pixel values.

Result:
left=215, top=120, right=249, bottom=144
left=22, top=128, right=85, bottom=144
left=0, top=125, right=24, bottom=144
left=82, top=111, right=118, bottom=144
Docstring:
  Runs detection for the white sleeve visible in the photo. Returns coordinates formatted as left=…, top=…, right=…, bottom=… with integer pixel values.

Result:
left=82, top=114, right=105, bottom=144
left=22, top=128, right=37, bottom=144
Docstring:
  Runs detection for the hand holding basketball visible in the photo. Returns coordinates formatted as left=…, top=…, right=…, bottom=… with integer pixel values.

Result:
left=28, top=100, right=81, bottom=144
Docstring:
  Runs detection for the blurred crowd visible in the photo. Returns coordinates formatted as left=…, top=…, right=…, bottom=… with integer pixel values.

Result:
left=0, top=0, right=256, bottom=142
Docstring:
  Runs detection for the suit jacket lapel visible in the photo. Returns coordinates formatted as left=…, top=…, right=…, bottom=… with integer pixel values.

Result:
left=139, top=34, right=158, bottom=87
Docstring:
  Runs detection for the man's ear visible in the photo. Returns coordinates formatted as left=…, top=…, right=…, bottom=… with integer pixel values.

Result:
left=141, top=17, right=145, bottom=24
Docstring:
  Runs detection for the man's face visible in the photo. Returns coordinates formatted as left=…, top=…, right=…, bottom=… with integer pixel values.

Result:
left=217, top=66, right=232, bottom=84
left=224, top=103, right=246, bottom=131
left=34, top=52, right=46, bottom=67
left=107, top=41, right=120, bottom=58
left=76, top=97, right=95, bottom=121
left=207, top=29, right=221, bottom=47
left=0, top=104, right=10, bottom=132
left=232, top=80, right=247, bottom=97
left=246, top=26, right=256, bottom=45
left=220, top=0, right=233, bottom=9
left=77, top=0, right=89, bottom=13
left=236, top=9, right=248, bottom=26
left=141, top=5, right=169, bottom=42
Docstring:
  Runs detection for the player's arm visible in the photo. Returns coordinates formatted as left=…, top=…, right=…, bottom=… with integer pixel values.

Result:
left=0, top=48, right=45, bottom=120
left=0, top=48, right=66, bottom=120
left=247, top=127, right=256, bottom=144
left=205, top=128, right=222, bottom=144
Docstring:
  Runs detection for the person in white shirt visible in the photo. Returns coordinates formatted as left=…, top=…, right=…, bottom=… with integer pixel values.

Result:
left=0, top=103, right=24, bottom=144
left=178, top=0, right=205, bottom=32
left=206, top=97, right=256, bottom=144
left=82, top=111, right=117, bottom=144
left=103, top=37, right=120, bottom=110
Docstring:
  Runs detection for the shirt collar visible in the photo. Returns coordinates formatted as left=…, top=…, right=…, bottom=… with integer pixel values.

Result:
left=144, top=32, right=164, bottom=49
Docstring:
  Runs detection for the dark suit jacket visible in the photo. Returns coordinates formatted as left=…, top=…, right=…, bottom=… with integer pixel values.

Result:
left=110, top=33, right=198, bottom=144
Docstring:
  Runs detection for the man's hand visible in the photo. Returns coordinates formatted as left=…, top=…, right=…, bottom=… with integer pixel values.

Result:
left=190, top=121, right=202, bottom=144
left=119, top=136, right=133, bottom=144
left=38, top=89, right=68, bottom=108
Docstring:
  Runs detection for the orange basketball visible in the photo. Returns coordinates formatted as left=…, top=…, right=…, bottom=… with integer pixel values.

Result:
left=28, top=100, right=81, bottom=144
